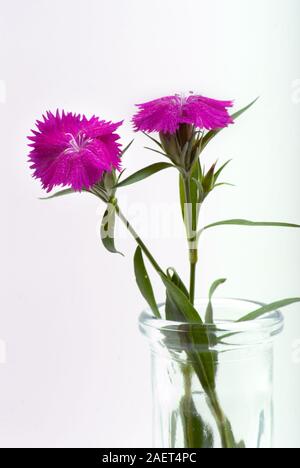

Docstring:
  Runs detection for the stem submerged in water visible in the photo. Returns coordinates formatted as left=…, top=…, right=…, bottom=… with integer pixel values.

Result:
left=108, top=198, right=240, bottom=448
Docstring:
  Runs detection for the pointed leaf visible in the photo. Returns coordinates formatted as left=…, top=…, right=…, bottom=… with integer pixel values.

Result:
left=202, top=219, right=300, bottom=232
left=179, top=175, right=185, bottom=219
left=134, top=247, right=161, bottom=318
left=201, top=98, right=259, bottom=151
left=142, top=131, right=163, bottom=149
left=116, top=169, right=126, bottom=182
left=39, top=188, right=77, bottom=200
left=214, top=182, right=235, bottom=189
left=144, top=147, right=170, bottom=158
left=191, top=178, right=204, bottom=201
left=115, top=162, right=174, bottom=188
left=160, top=272, right=202, bottom=323
left=121, top=139, right=134, bottom=156
left=165, top=268, right=189, bottom=321
left=238, top=298, right=300, bottom=322
left=202, top=161, right=217, bottom=193
left=214, top=159, right=232, bottom=183
left=231, top=97, right=259, bottom=120
left=101, top=205, right=123, bottom=256
left=205, top=279, right=227, bottom=324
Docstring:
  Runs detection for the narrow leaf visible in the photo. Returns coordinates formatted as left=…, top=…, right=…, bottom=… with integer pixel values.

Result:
left=115, top=162, right=174, bottom=188
left=180, top=394, right=214, bottom=448
left=205, top=279, right=227, bottom=324
left=203, top=219, right=300, bottom=232
left=160, top=273, right=202, bottom=323
left=39, top=188, right=77, bottom=200
left=142, top=131, right=163, bottom=149
left=214, top=182, right=235, bottom=189
left=214, top=159, right=232, bottom=182
left=238, top=298, right=300, bottom=322
left=201, top=98, right=259, bottom=151
left=191, top=178, right=204, bottom=201
left=100, top=205, right=123, bottom=256
left=116, top=169, right=126, bottom=182
left=121, top=139, right=134, bottom=156
left=179, top=174, right=185, bottom=219
left=165, top=268, right=189, bottom=321
left=231, top=97, right=259, bottom=120
left=144, top=147, right=170, bottom=158
left=134, top=247, right=161, bottom=318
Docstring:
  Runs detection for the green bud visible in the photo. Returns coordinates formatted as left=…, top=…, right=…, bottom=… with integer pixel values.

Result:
left=176, top=123, right=194, bottom=148
left=103, top=170, right=117, bottom=197
left=159, top=132, right=181, bottom=164
left=202, top=162, right=217, bottom=194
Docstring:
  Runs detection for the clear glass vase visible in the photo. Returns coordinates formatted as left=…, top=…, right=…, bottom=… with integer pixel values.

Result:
left=139, top=299, right=284, bottom=449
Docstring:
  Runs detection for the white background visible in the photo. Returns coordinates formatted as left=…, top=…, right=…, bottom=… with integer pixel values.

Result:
left=0, top=0, right=299, bottom=448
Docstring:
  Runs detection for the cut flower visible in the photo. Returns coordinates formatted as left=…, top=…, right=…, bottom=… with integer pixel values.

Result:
left=28, top=111, right=123, bottom=192
left=132, top=93, right=234, bottom=134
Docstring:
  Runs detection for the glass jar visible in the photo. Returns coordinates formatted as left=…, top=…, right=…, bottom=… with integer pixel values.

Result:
left=139, top=299, right=284, bottom=449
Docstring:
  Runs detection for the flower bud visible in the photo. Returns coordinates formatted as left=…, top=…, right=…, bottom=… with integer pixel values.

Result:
left=176, top=123, right=194, bottom=148
left=159, top=132, right=181, bottom=164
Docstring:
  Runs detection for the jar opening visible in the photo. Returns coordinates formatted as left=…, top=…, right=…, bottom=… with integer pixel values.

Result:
left=139, top=298, right=284, bottom=351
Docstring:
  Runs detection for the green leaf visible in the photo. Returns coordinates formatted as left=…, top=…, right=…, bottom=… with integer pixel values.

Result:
left=115, top=162, right=174, bottom=188
left=191, top=178, right=204, bottom=202
left=214, top=182, right=235, bottom=189
left=238, top=298, right=300, bottom=322
left=121, top=139, right=134, bottom=156
left=179, top=162, right=201, bottom=223
left=179, top=175, right=185, bottom=219
left=201, top=98, right=259, bottom=151
left=134, top=247, right=161, bottom=318
left=214, top=159, right=232, bottom=183
left=142, top=131, right=163, bottom=149
left=161, top=269, right=217, bottom=395
left=165, top=268, right=189, bottom=321
left=161, top=277, right=217, bottom=393
left=39, top=188, right=77, bottom=200
left=180, top=393, right=214, bottom=448
left=160, top=272, right=202, bottom=323
left=231, top=97, right=259, bottom=120
left=202, top=161, right=217, bottom=194
left=116, top=169, right=126, bottom=182
left=202, top=219, right=300, bottom=232
left=205, top=279, right=227, bottom=324
left=100, top=205, right=123, bottom=256
left=144, top=147, right=170, bottom=158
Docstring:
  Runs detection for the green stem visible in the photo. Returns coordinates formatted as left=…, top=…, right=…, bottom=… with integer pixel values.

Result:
left=181, top=365, right=194, bottom=447
left=110, top=197, right=237, bottom=448
left=182, top=177, right=198, bottom=305
left=206, top=390, right=237, bottom=448
left=189, top=262, right=197, bottom=306
left=114, top=202, right=165, bottom=277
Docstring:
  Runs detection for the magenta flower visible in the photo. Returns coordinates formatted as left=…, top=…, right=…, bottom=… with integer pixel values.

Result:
left=28, top=111, right=123, bottom=192
left=132, top=93, right=234, bottom=134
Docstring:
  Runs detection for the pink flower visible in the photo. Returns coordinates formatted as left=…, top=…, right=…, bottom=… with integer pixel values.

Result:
left=28, top=111, right=123, bottom=192
left=132, top=93, right=234, bottom=134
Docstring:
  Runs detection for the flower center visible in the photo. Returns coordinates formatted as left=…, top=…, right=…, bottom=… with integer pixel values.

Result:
left=65, top=132, right=92, bottom=153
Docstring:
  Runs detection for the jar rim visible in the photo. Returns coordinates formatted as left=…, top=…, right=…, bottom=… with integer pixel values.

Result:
left=139, top=298, right=284, bottom=338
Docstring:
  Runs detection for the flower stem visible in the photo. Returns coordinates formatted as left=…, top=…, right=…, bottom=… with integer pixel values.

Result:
left=189, top=262, right=197, bottom=305
left=206, top=391, right=237, bottom=448
left=114, top=201, right=165, bottom=277
left=182, top=176, right=198, bottom=305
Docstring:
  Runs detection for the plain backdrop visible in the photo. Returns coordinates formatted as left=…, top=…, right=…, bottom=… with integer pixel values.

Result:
left=0, top=0, right=299, bottom=448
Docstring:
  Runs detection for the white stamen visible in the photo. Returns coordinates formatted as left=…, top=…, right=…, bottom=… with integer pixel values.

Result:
left=65, top=132, right=92, bottom=153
